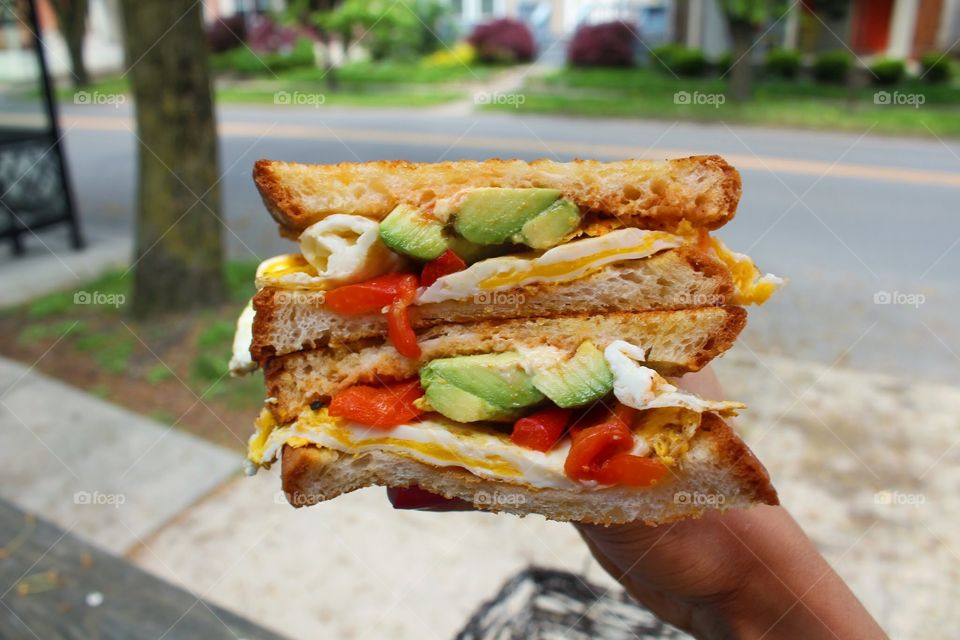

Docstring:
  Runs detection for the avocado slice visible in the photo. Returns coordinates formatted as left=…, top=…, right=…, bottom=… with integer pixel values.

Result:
left=379, top=203, right=448, bottom=261
left=453, top=188, right=562, bottom=245
left=512, top=198, right=582, bottom=249
left=421, top=352, right=545, bottom=410
left=531, top=341, right=614, bottom=408
left=421, top=379, right=519, bottom=423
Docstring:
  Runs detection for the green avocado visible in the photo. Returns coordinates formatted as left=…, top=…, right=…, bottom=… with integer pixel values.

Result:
left=422, top=379, right=520, bottom=423
left=531, top=341, right=614, bottom=408
left=379, top=203, right=448, bottom=261
left=422, top=352, right=545, bottom=409
left=512, top=198, right=582, bottom=249
left=419, top=352, right=545, bottom=422
left=452, top=188, right=562, bottom=245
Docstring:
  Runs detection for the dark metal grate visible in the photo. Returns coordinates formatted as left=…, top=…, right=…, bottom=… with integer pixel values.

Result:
left=456, top=567, right=692, bottom=640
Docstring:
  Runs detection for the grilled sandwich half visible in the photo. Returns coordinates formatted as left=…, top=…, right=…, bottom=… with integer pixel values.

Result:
left=234, top=155, right=782, bottom=525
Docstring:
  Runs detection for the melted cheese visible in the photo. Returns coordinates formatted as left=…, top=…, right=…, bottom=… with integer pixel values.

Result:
left=707, top=237, right=784, bottom=305
left=417, top=228, right=683, bottom=304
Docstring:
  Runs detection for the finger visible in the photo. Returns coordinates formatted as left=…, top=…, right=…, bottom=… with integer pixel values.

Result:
left=673, top=365, right=725, bottom=400
left=387, top=486, right=475, bottom=511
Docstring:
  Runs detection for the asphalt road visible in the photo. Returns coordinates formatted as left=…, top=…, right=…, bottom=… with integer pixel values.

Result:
left=11, top=102, right=960, bottom=382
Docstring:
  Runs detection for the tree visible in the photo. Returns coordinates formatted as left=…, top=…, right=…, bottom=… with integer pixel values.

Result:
left=721, top=0, right=789, bottom=102
left=49, top=0, right=89, bottom=87
left=119, top=0, right=226, bottom=317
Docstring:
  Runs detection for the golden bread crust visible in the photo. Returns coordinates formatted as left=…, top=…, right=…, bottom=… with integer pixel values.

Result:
left=253, top=155, right=741, bottom=235
left=279, top=413, right=777, bottom=525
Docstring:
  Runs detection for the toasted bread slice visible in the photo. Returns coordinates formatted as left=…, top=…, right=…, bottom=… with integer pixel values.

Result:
left=251, top=246, right=734, bottom=363
left=280, top=412, right=777, bottom=525
left=254, top=155, right=741, bottom=236
left=264, top=307, right=746, bottom=423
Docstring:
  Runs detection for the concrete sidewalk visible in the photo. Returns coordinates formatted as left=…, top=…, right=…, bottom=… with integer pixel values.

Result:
left=0, top=230, right=130, bottom=307
left=0, top=356, right=239, bottom=553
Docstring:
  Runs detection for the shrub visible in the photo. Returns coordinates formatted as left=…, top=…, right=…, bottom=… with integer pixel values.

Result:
left=207, top=15, right=246, bottom=53
left=567, top=21, right=635, bottom=67
left=649, top=43, right=681, bottom=71
left=869, top=58, right=905, bottom=85
left=812, top=51, right=851, bottom=83
left=671, top=48, right=708, bottom=76
left=423, top=42, right=476, bottom=67
left=246, top=14, right=299, bottom=54
left=210, top=37, right=315, bottom=75
left=715, top=52, right=733, bottom=75
left=468, top=18, right=536, bottom=63
left=765, top=48, right=801, bottom=79
left=920, top=52, right=952, bottom=83
left=649, top=45, right=706, bottom=76
left=320, top=0, right=446, bottom=62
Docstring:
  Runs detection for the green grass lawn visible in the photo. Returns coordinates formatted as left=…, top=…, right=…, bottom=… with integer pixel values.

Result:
left=0, top=263, right=264, bottom=451
left=56, top=60, right=489, bottom=108
left=486, top=67, right=960, bottom=138
left=296, top=60, right=490, bottom=85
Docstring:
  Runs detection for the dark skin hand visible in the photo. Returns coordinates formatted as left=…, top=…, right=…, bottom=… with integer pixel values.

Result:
left=388, top=367, right=887, bottom=639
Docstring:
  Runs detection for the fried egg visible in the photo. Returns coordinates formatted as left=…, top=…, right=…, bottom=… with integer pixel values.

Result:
left=417, top=228, right=684, bottom=304
left=706, top=236, right=784, bottom=305
left=255, top=214, right=405, bottom=290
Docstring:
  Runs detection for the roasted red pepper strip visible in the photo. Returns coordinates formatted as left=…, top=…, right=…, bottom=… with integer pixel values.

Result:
left=569, top=403, right=635, bottom=442
left=564, top=421, right=633, bottom=482
left=388, top=277, right=421, bottom=358
left=325, top=273, right=422, bottom=357
left=511, top=407, right=572, bottom=452
left=565, top=403, right=642, bottom=482
left=593, top=453, right=668, bottom=487
left=328, top=379, right=424, bottom=428
left=325, top=273, right=419, bottom=315
left=421, top=249, right=467, bottom=288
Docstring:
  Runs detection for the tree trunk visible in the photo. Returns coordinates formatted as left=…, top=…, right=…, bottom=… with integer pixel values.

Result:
left=50, top=0, right=90, bottom=87
left=727, top=18, right=755, bottom=103
left=119, top=0, right=226, bottom=318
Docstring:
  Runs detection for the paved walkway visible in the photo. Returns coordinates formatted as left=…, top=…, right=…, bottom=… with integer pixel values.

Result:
left=0, top=230, right=129, bottom=307
left=0, top=356, right=238, bottom=553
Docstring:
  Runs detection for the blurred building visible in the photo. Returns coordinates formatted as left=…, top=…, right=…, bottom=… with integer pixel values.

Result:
left=447, top=1, right=671, bottom=45
left=676, top=0, right=960, bottom=61
left=3, top=0, right=957, bottom=83
left=0, top=0, right=285, bottom=83
left=447, top=0, right=960, bottom=62
left=0, top=0, right=123, bottom=82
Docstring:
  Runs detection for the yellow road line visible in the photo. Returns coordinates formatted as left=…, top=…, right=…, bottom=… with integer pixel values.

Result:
left=20, top=113, right=960, bottom=188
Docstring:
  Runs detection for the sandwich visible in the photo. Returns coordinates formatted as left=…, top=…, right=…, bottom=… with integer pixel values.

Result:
left=232, top=155, right=782, bottom=525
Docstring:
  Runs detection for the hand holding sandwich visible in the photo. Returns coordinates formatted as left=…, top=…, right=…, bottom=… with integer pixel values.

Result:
left=391, top=368, right=886, bottom=639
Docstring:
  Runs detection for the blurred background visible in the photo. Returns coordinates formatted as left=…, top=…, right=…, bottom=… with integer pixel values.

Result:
left=0, top=0, right=958, bottom=638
